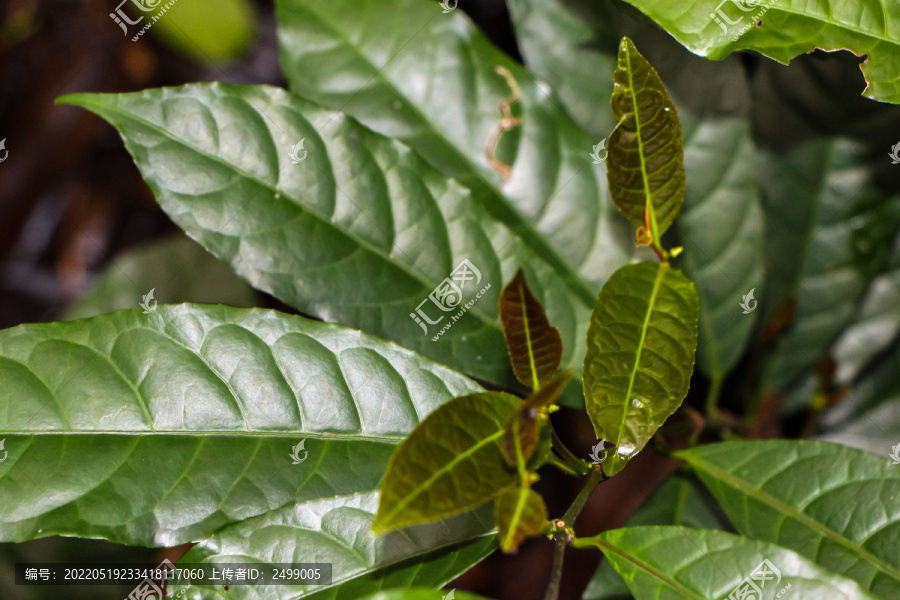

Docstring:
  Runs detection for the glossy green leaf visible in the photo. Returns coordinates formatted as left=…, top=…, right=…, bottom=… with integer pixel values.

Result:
left=576, top=526, right=878, bottom=600
left=57, top=84, right=592, bottom=406
left=673, top=86, right=765, bottom=383
left=275, top=0, right=634, bottom=295
left=508, top=0, right=766, bottom=383
left=494, top=484, right=548, bottom=553
left=759, top=138, right=900, bottom=392
left=583, top=476, right=726, bottom=600
left=619, top=0, right=900, bottom=104
left=583, top=261, right=699, bottom=476
left=64, top=235, right=258, bottom=321
left=0, top=304, right=480, bottom=546
left=499, top=269, right=563, bottom=391
left=172, top=491, right=496, bottom=600
left=608, top=38, right=686, bottom=237
left=375, top=392, right=520, bottom=532
left=679, top=440, right=900, bottom=597
left=506, top=0, right=621, bottom=140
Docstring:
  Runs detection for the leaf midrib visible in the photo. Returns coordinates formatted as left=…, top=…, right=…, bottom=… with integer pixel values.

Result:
left=586, top=535, right=704, bottom=600
left=614, top=263, right=667, bottom=445
left=2, top=431, right=403, bottom=442
left=285, top=3, right=598, bottom=307
left=732, top=1, right=899, bottom=49
left=60, top=94, right=503, bottom=337
left=519, top=277, right=540, bottom=390
left=685, top=453, right=900, bottom=585
left=379, top=429, right=505, bottom=526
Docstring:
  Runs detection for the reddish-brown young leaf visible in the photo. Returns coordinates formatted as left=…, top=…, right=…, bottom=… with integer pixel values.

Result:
left=501, top=371, right=570, bottom=467
left=499, top=269, right=563, bottom=390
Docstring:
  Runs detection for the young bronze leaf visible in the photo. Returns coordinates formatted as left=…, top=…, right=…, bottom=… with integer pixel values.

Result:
left=607, top=37, right=686, bottom=237
left=375, top=392, right=520, bottom=532
left=494, top=484, right=549, bottom=553
left=501, top=370, right=571, bottom=467
left=583, top=261, right=698, bottom=476
left=499, top=269, right=563, bottom=390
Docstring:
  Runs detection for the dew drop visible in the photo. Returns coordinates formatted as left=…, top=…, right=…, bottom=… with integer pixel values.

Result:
left=632, top=398, right=643, bottom=408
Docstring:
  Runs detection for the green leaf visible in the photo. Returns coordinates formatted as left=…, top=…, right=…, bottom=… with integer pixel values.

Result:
left=63, top=235, right=258, bottom=321
left=608, top=37, right=686, bottom=237
left=172, top=491, right=496, bottom=600
left=151, top=0, right=255, bottom=63
left=583, top=261, right=699, bottom=476
left=508, top=0, right=766, bottom=383
left=679, top=440, right=900, bottom=597
left=758, top=138, right=900, bottom=391
left=275, top=0, right=634, bottom=295
left=57, top=84, right=592, bottom=406
left=375, top=392, right=520, bottom=532
left=576, top=526, right=879, bottom=600
left=506, top=0, right=621, bottom=140
left=502, top=371, right=569, bottom=467
left=618, top=0, right=900, bottom=105
left=583, top=476, right=726, bottom=600
left=355, top=589, right=492, bottom=600
left=499, top=269, right=563, bottom=391
left=671, top=73, right=765, bottom=384
left=494, top=484, right=548, bottom=553
left=831, top=231, right=900, bottom=383
left=0, top=304, right=480, bottom=546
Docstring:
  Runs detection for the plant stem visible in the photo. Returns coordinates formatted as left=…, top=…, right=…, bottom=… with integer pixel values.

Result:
left=562, top=466, right=606, bottom=523
left=543, top=467, right=607, bottom=600
left=551, top=423, right=590, bottom=475
left=545, top=453, right=582, bottom=476
left=705, top=374, right=723, bottom=418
